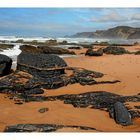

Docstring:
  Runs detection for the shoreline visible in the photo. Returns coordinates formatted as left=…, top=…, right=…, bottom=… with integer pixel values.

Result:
left=0, top=44, right=140, bottom=132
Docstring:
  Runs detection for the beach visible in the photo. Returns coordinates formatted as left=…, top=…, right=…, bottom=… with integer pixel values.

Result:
left=0, top=43, right=140, bottom=132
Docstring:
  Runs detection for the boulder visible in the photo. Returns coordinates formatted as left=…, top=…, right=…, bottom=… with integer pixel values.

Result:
left=0, top=54, right=12, bottom=76
left=17, top=52, right=67, bottom=77
left=85, top=48, right=103, bottom=56
left=103, top=46, right=129, bottom=55
left=113, top=102, right=132, bottom=126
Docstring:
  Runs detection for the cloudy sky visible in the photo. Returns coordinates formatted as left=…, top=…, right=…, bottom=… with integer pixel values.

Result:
left=0, top=8, right=139, bottom=37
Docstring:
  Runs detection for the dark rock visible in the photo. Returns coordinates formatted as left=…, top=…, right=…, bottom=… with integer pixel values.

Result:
left=24, top=88, right=44, bottom=95
left=85, top=48, right=103, bottom=56
left=4, top=124, right=97, bottom=132
left=59, top=40, right=68, bottom=45
left=68, top=46, right=81, bottom=50
left=80, top=44, right=94, bottom=49
left=113, top=102, right=132, bottom=126
left=17, top=52, right=67, bottom=77
left=38, top=108, right=49, bottom=113
left=0, top=44, right=14, bottom=51
left=0, top=54, right=12, bottom=76
left=20, top=45, right=40, bottom=54
left=129, top=110, right=140, bottom=119
left=14, top=91, right=140, bottom=126
left=134, top=106, right=140, bottom=109
left=103, top=46, right=129, bottom=55
left=134, top=42, right=139, bottom=46
left=20, top=44, right=76, bottom=55
left=37, top=46, right=76, bottom=55
left=135, top=50, right=140, bottom=55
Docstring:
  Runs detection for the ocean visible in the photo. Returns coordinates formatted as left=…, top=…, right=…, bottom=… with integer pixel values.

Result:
left=0, top=36, right=140, bottom=68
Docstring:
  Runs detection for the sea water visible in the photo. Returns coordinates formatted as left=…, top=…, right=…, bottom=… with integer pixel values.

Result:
left=0, top=36, right=140, bottom=68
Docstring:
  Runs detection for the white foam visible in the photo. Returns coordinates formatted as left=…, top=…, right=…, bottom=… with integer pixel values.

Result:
left=0, top=44, right=21, bottom=57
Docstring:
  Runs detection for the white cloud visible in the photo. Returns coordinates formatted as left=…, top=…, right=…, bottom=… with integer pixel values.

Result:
left=91, top=10, right=128, bottom=22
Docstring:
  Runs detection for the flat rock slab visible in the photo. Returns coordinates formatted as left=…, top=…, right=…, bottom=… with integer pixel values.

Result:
left=15, top=91, right=140, bottom=126
left=4, top=124, right=97, bottom=132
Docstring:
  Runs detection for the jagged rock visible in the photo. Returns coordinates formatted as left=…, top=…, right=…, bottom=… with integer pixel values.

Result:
left=14, top=91, right=140, bottom=126
left=4, top=124, right=97, bottom=132
left=103, top=46, right=129, bottom=55
left=85, top=48, right=103, bottom=56
left=0, top=54, right=12, bottom=76
left=113, top=102, right=132, bottom=126
left=17, top=52, right=67, bottom=77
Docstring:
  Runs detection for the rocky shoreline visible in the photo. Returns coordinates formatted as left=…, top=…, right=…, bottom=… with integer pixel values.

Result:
left=0, top=40, right=140, bottom=132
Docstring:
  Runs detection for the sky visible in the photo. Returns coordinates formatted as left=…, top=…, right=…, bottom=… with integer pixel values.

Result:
left=0, top=8, right=139, bottom=37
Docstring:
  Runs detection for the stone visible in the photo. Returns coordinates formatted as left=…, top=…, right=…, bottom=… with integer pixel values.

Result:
left=24, top=88, right=44, bottom=95
left=0, top=54, right=12, bottom=76
left=38, top=108, right=49, bottom=113
left=103, top=46, right=129, bottom=55
left=0, top=44, right=14, bottom=51
left=4, top=124, right=97, bottom=132
left=68, top=46, right=81, bottom=50
left=113, top=102, right=132, bottom=126
left=17, top=52, right=67, bottom=77
left=20, top=44, right=76, bottom=55
left=135, top=50, right=140, bottom=55
left=85, top=48, right=103, bottom=56
left=37, top=46, right=76, bottom=55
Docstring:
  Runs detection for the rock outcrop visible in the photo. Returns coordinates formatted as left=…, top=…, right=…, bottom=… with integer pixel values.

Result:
left=4, top=124, right=97, bottom=132
left=20, top=45, right=75, bottom=55
left=0, top=44, right=14, bottom=51
left=103, top=46, right=129, bottom=55
left=85, top=48, right=103, bottom=56
left=17, top=52, right=67, bottom=77
left=0, top=54, right=12, bottom=76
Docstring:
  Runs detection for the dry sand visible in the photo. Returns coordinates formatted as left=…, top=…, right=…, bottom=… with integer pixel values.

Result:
left=0, top=45, right=140, bottom=132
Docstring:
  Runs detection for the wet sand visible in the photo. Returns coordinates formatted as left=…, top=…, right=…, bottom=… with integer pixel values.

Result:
left=0, top=45, right=140, bottom=132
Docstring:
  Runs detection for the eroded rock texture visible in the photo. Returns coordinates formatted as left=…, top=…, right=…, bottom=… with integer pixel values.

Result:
left=4, top=124, right=98, bottom=132
left=12, top=91, right=140, bottom=126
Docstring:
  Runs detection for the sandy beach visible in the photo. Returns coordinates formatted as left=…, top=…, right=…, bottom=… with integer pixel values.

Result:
left=0, top=44, right=140, bottom=132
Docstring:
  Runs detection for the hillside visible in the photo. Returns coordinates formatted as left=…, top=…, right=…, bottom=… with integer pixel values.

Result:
left=68, top=26, right=140, bottom=39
